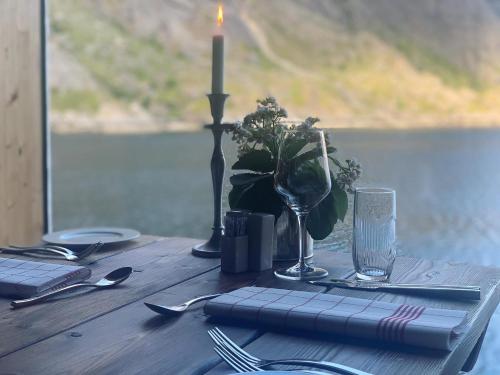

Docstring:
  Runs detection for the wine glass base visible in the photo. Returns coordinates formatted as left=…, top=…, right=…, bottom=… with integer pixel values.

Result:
left=274, top=263, right=328, bottom=281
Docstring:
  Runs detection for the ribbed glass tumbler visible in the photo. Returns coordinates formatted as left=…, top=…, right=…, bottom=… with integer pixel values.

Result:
left=352, top=188, right=396, bottom=281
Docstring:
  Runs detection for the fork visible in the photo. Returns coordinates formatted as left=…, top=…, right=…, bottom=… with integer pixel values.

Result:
left=1, top=242, right=103, bottom=261
left=213, top=343, right=263, bottom=372
left=213, top=344, right=328, bottom=374
left=1, top=246, right=78, bottom=261
left=208, top=328, right=373, bottom=375
left=9, top=242, right=102, bottom=260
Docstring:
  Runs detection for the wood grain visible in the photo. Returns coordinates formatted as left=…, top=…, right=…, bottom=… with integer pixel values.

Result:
left=0, top=0, right=45, bottom=246
left=207, top=254, right=500, bottom=375
left=0, top=267, right=259, bottom=375
left=0, top=244, right=351, bottom=375
left=0, top=237, right=219, bottom=357
left=0, top=237, right=498, bottom=375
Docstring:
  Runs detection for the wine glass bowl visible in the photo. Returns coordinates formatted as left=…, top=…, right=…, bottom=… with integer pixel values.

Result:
left=274, top=129, right=331, bottom=280
left=275, top=160, right=331, bottom=214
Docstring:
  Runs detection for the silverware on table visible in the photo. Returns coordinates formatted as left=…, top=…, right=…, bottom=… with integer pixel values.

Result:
left=213, top=343, right=262, bottom=373
left=11, top=266, right=132, bottom=309
left=1, top=245, right=78, bottom=261
left=144, top=293, right=222, bottom=316
left=308, top=279, right=481, bottom=300
left=213, top=344, right=329, bottom=374
left=208, top=327, right=373, bottom=375
left=1, top=242, right=103, bottom=262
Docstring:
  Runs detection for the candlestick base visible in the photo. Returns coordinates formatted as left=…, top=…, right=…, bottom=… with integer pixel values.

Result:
left=191, top=230, right=223, bottom=258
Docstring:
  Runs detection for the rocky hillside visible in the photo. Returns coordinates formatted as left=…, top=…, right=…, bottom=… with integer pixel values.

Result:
left=49, top=0, right=500, bottom=132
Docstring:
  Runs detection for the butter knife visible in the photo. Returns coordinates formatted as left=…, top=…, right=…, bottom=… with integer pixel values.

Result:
left=308, top=280, right=481, bottom=300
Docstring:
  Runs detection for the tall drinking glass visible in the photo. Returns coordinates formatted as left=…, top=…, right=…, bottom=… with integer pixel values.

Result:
left=274, top=129, right=331, bottom=280
left=352, top=188, right=396, bottom=281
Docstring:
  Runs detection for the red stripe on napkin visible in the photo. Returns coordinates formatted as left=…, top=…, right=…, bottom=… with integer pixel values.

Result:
left=389, top=305, right=420, bottom=341
left=377, top=304, right=408, bottom=340
left=399, top=306, right=426, bottom=343
left=376, top=304, right=426, bottom=343
left=385, top=305, right=420, bottom=341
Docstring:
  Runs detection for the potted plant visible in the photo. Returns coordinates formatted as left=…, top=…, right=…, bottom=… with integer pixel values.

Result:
left=227, top=97, right=361, bottom=260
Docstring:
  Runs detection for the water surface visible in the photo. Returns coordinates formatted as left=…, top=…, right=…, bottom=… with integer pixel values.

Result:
left=52, top=129, right=500, bottom=373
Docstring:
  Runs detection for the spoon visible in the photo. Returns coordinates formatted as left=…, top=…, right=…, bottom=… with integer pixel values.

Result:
left=11, top=267, right=133, bottom=309
left=144, top=293, right=222, bottom=316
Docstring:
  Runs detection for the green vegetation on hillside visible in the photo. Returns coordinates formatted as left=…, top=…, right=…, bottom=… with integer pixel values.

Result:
left=49, top=0, right=500, bottom=129
left=52, top=89, right=101, bottom=113
left=51, top=0, right=184, bottom=118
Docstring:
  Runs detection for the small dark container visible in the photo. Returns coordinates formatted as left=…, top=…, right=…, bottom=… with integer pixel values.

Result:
left=224, top=210, right=249, bottom=237
left=247, top=213, right=274, bottom=272
left=221, top=236, right=248, bottom=273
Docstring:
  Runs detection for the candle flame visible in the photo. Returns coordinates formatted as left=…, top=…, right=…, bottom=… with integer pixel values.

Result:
left=217, top=4, right=223, bottom=26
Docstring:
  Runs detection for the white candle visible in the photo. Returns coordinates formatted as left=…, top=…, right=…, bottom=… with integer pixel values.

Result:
left=212, top=4, right=224, bottom=94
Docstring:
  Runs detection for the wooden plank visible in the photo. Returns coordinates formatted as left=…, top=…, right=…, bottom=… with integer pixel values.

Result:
left=0, top=267, right=258, bottom=375
left=461, top=321, right=489, bottom=372
left=206, top=254, right=500, bottom=375
left=0, top=248, right=353, bottom=374
left=0, top=237, right=221, bottom=357
left=0, top=239, right=498, bottom=375
left=0, top=0, right=45, bottom=246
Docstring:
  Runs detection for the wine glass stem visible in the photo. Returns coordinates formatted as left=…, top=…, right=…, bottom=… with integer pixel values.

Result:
left=297, top=213, right=308, bottom=271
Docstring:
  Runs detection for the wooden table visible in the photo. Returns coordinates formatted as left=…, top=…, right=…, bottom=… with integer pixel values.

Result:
left=0, top=236, right=499, bottom=375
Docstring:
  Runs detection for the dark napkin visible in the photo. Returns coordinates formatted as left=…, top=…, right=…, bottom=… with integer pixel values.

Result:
left=205, top=286, right=467, bottom=350
left=0, top=257, right=91, bottom=298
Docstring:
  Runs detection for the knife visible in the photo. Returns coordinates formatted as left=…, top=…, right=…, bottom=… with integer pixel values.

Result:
left=308, top=280, right=481, bottom=300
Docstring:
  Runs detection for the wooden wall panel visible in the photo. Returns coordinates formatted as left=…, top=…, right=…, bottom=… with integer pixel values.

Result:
left=0, top=0, right=46, bottom=245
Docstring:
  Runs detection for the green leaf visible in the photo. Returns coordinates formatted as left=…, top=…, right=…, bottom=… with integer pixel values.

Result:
left=283, top=139, right=307, bottom=158
left=306, top=172, right=349, bottom=240
left=332, top=178, right=348, bottom=221
left=228, top=174, right=284, bottom=218
left=306, top=190, right=338, bottom=240
left=232, top=150, right=274, bottom=172
left=228, top=183, right=255, bottom=208
left=230, top=173, right=270, bottom=186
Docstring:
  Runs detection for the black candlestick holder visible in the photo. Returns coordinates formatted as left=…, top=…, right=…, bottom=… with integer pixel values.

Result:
left=192, top=93, right=233, bottom=258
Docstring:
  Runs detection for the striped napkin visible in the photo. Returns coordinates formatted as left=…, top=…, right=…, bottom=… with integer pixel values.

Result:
left=204, top=287, right=468, bottom=350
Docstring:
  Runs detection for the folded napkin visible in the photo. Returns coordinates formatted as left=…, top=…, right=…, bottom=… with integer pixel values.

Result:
left=0, top=257, right=91, bottom=298
left=204, top=287, right=468, bottom=351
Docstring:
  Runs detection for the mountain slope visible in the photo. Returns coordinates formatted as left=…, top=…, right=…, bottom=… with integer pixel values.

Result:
left=49, top=0, right=500, bottom=132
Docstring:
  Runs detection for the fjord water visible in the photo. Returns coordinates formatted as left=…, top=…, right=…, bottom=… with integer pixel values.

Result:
left=52, top=129, right=500, bottom=373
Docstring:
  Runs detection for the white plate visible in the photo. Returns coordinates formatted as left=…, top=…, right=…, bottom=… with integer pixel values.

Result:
left=43, top=227, right=140, bottom=246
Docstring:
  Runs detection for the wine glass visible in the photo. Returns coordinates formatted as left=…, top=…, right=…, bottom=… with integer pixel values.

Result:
left=274, top=129, right=332, bottom=280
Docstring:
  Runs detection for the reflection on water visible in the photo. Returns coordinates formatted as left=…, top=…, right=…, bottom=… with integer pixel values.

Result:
left=52, top=129, right=500, bottom=373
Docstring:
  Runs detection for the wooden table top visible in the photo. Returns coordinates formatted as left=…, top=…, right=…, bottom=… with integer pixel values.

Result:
left=0, top=236, right=499, bottom=375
